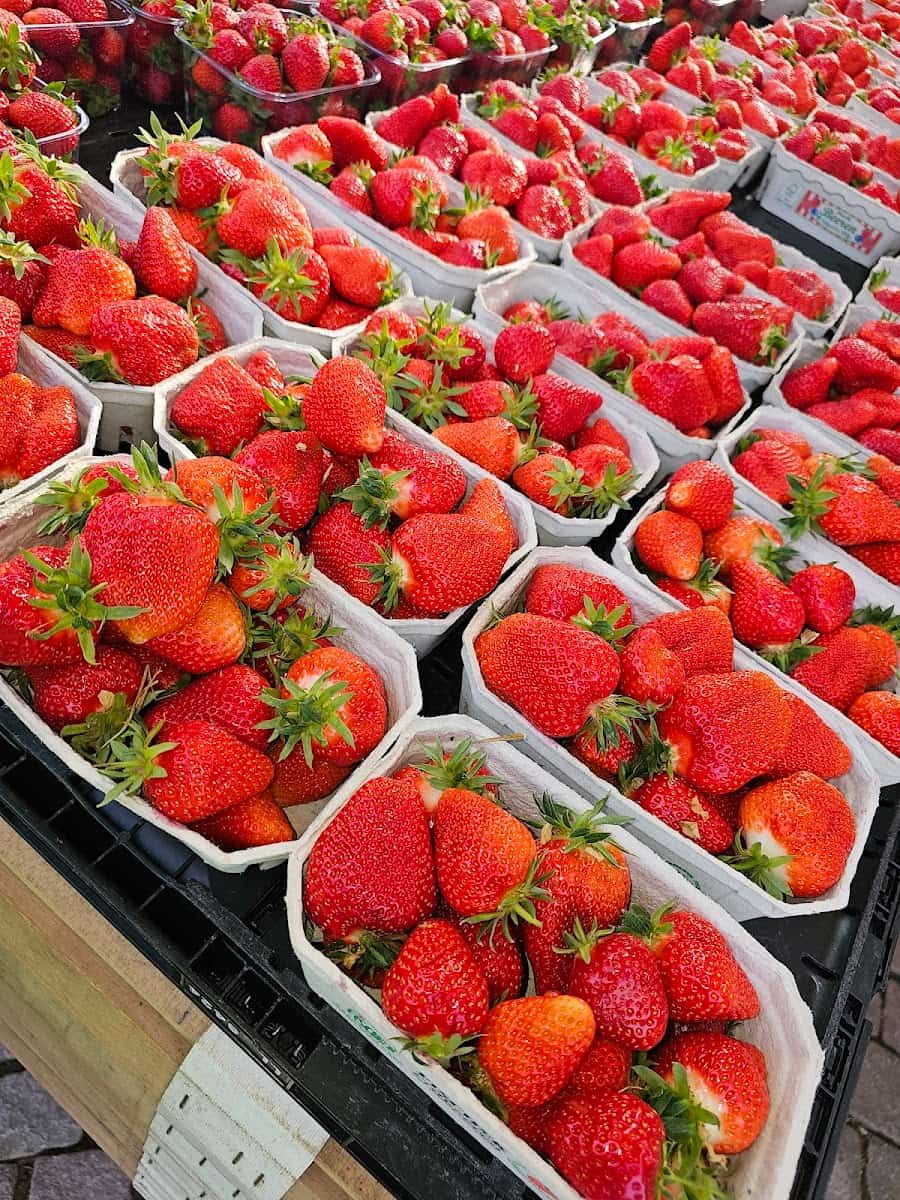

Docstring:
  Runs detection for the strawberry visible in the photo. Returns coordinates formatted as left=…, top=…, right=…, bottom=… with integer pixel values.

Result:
left=850, top=543, right=900, bottom=585
left=381, top=918, right=489, bottom=1057
left=375, top=95, right=436, bottom=148
left=145, top=581, right=244, bottom=674
left=665, top=461, right=734, bottom=531
left=523, top=795, right=631, bottom=994
left=524, top=563, right=633, bottom=631
left=619, top=628, right=685, bottom=706
left=693, top=297, right=791, bottom=365
left=0, top=233, right=46, bottom=319
left=735, top=771, right=855, bottom=898
left=169, top=356, right=264, bottom=456
left=0, top=154, right=80, bottom=250
left=611, top=240, right=681, bottom=295
left=677, top=257, right=744, bottom=306
left=216, top=181, right=312, bottom=260
left=632, top=775, right=734, bottom=855
left=303, top=356, right=386, bottom=457
left=860, top=428, right=900, bottom=464
left=26, top=644, right=143, bottom=733
left=790, top=470, right=900, bottom=547
left=565, top=927, right=668, bottom=1051
left=771, top=692, right=853, bottom=780
left=188, top=297, right=227, bottom=355
left=493, top=323, right=556, bottom=383
left=766, top=266, right=833, bottom=321
left=704, top=514, right=788, bottom=578
left=850, top=610, right=899, bottom=685
left=788, top=563, right=855, bottom=633
left=236, top=429, right=324, bottom=531
left=648, top=189, right=730, bottom=239
left=626, top=904, right=760, bottom=1022
left=628, top=357, right=715, bottom=433
left=191, top=792, right=294, bottom=851
left=643, top=607, right=734, bottom=677
left=647, top=19, right=691, bottom=72
left=434, top=786, right=541, bottom=933
left=783, top=356, right=842, bottom=413
left=307, top=502, right=390, bottom=607
left=527, top=374, right=601, bottom=443
left=85, top=297, right=200, bottom=388
left=317, top=243, right=397, bottom=309
left=304, top=775, right=436, bottom=960
left=146, top=663, right=272, bottom=751
left=109, top=718, right=274, bottom=824
left=828, top=336, right=900, bottom=393
left=368, top=512, right=509, bottom=616
left=729, top=558, right=805, bottom=649
left=654, top=1033, right=769, bottom=1155
left=548, top=1095, right=664, bottom=1200
left=479, top=994, right=596, bottom=1107
left=849, top=690, right=900, bottom=756
left=655, top=563, right=732, bottom=616
left=641, top=279, right=694, bottom=327
left=350, top=429, right=466, bottom=522
left=271, top=753, right=350, bottom=808
left=634, top=510, right=703, bottom=581
left=392, top=737, right=500, bottom=818
left=512, top=451, right=632, bottom=519
left=33, top=246, right=136, bottom=337
left=282, top=31, right=330, bottom=91
left=0, top=378, right=79, bottom=487
left=731, top=436, right=804, bottom=506
left=263, top=645, right=387, bottom=767
left=131, top=207, right=199, bottom=303
left=806, top=394, right=878, bottom=438
left=476, top=611, right=622, bottom=737
left=459, top=478, right=517, bottom=559
left=789, top=626, right=873, bottom=713
left=654, top=670, right=791, bottom=794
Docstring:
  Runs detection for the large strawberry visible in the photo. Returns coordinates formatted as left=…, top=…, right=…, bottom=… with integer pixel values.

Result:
left=304, top=775, right=436, bottom=969
left=381, top=918, right=489, bottom=1060
left=643, top=607, right=734, bottom=677
left=84, top=296, right=200, bottom=387
left=478, top=994, right=595, bottom=1106
left=771, top=692, right=853, bottom=780
left=729, top=558, right=805, bottom=649
left=146, top=663, right=272, bottom=751
left=26, top=644, right=143, bottom=733
left=169, top=355, right=265, bottom=456
left=32, top=245, right=136, bottom=337
left=732, top=771, right=855, bottom=898
left=303, top=356, right=386, bottom=457
left=132, top=206, right=198, bottom=302
left=475, top=612, right=621, bottom=738
left=524, top=563, right=633, bottom=632
left=144, top=582, right=245, bottom=675
left=548, top=1094, right=664, bottom=1200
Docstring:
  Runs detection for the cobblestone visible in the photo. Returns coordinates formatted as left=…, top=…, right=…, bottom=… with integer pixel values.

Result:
left=30, top=1151, right=133, bottom=1200
left=0, top=1075, right=80, bottom=1161
left=867, top=1135, right=900, bottom=1197
left=825, top=1123, right=863, bottom=1200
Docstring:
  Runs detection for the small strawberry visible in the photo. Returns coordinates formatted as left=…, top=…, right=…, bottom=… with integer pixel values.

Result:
left=191, top=792, right=294, bottom=851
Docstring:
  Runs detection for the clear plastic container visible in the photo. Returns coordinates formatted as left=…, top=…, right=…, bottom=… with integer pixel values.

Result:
left=176, top=24, right=382, bottom=150
left=20, top=83, right=90, bottom=160
left=661, top=0, right=741, bottom=35
left=456, top=41, right=556, bottom=93
left=31, top=0, right=134, bottom=117
left=123, top=0, right=182, bottom=107
left=350, top=39, right=467, bottom=108
left=595, top=14, right=661, bottom=64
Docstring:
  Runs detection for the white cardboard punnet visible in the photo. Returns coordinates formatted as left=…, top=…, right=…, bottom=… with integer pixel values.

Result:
left=287, top=714, right=823, bottom=1200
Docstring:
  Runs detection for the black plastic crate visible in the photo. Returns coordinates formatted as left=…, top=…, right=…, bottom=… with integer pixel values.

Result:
left=0, top=101, right=893, bottom=1200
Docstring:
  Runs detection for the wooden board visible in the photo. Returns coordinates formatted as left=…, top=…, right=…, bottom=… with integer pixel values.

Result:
left=0, top=818, right=388, bottom=1200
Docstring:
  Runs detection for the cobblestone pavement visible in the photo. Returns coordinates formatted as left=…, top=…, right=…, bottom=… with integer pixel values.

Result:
left=828, top=941, right=900, bottom=1200
left=0, top=1048, right=139, bottom=1200
left=0, top=946, right=898, bottom=1199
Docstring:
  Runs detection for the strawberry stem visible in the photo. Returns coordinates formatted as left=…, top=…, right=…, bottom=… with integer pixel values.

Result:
left=259, top=670, right=356, bottom=766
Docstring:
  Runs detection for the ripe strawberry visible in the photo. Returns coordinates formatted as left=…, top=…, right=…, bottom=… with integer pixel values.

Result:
left=788, top=563, right=855, bottom=633
left=307, top=502, right=390, bottom=607
left=655, top=670, right=791, bottom=793
left=145, top=581, right=244, bottom=674
left=850, top=612, right=899, bottom=686
left=643, top=607, right=734, bottom=677
left=264, top=645, right=387, bottom=767
left=548, top=1095, right=664, bottom=1200
left=33, top=246, right=136, bottom=337
left=493, top=323, right=556, bottom=383
left=628, top=904, right=760, bottom=1022
left=654, top=1033, right=769, bottom=1155
left=634, top=509, right=703, bottom=581
left=191, top=792, right=294, bottom=851
left=26, top=644, right=143, bottom=732
left=235, top=429, right=323, bottom=532
left=789, top=626, right=873, bottom=713
left=381, top=918, right=489, bottom=1056
left=317, top=243, right=397, bottom=309
left=736, top=771, right=855, bottom=898
left=0, top=377, right=79, bottom=487
left=729, top=558, right=805, bottom=649
left=704, top=514, right=787, bottom=578
left=475, top=612, right=621, bottom=738
left=641, top=279, right=694, bottom=326
left=304, top=775, right=436, bottom=959
left=375, top=94, right=436, bottom=148
left=629, top=356, right=715, bottom=432
left=86, top=296, right=200, bottom=388
left=694, top=297, right=792, bottom=365
left=132, top=207, right=198, bottom=303
left=146, top=663, right=271, bottom=751
left=565, top=927, right=668, bottom=1051
left=849, top=690, right=900, bottom=756
left=479, top=994, right=596, bottom=1107
left=282, top=31, right=330, bottom=91
left=523, top=794, right=631, bottom=994
left=793, top=471, right=900, bottom=547
left=369, top=512, right=509, bottom=616
left=169, top=356, right=264, bottom=456
left=828, top=336, right=900, bottom=393
left=216, top=181, right=312, bottom=260
left=527, top=374, right=601, bottom=443
left=771, top=692, right=853, bottom=780
left=524, top=563, right=633, bottom=631
left=806, top=393, right=878, bottom=438
left=0, top=156, right=80, bottom=250
left=303, top=356, right=385, bottom=457
left=619, top=628, right=685, bottom=706
left=850, top=543, right=900, bottom=585
left=271, top=753, right=350, bottom=808
left=611, top=240, right=681, bottom=295
left=112, top=718, right=274, bottom=823
left=459, top=478, right=518, bottom=560
left=632, top=775, right=734, bottom=855
left=732, top=436, right=804, bottom=506
left=665, top=460, right=734, bottom=531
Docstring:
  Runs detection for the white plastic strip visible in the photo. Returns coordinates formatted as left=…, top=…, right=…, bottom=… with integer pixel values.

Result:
left=133, top=1025, right=329, bottom=1200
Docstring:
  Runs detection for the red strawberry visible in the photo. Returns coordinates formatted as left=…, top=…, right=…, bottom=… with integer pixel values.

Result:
left=303, top=356, right=385, bottom=457
left=493, top=323, right=556, bottom=382
left=619, top=628, right=685, bottom=706
left=191, top=792, right=294, bottom=851
left=788, top=563, right=855, bottom=633
left=634, top=510, right=703, bottom=580
left=771, top=692, right=853, bottom=780
left=643, top=607, right=734, bottom=677
left=849, top=691, right=900, bottom=756
left=548, top=1095, right=664, bottom=1200
left=169, top=356, right=264, bottom=456
left=235, top=430, right=324, bottom=531
left=789, top=626, right=873, bottom=713
left=729, top=558, right=806, bottom=649
left=632, top=775, right=734, bottom=855
left=628, top=357, right=715, bottom=432
left=566, top=928, right=668, bottom=1051
left=26, top=644, right=143, bottom=733
left=146, top=664, right=272, bottom=751
left=780, top=355, right=840, bottom=409
left=479, top=994, right=596, bottom=1107
left=693, top=298, right=792, bottom=365
left=524, top=563, right=633, bottom=630
left=665, top=461, right=734, bottom=531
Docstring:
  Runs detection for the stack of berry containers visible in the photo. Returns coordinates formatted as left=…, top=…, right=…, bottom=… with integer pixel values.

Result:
left=473, top=262, right=752, bottom=474
left=287, top=713, right=824, bottom=1200
left=175, top=14, right=382, bottom=149
left=31, top=0, right=135, bottom=118
left=0, top=453, right=423, bottom=871
left=613, top=488, right=900, bottom=784
left=123, top=0, right=183, bottom=107
left=153, top=337, right=539, bottom=656
left=459, top=546, right=880, bottom=921
left=30, top=165, right=263, bottom=451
